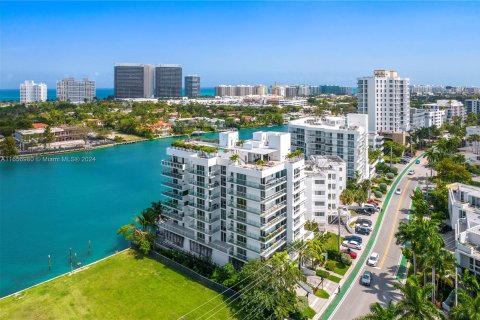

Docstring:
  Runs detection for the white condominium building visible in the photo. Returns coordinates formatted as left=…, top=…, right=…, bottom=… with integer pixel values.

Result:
left=20, top=80, right=47, bottom=103
left=56, top=77, right=96, bottom=103
left=157, top=131, right=307, bottom=266
left=357, top=70, right=410, bottom=133
left=466, top=100, right=480, bottom=114
left=448, top=183, right=480, bottom=278
left=304, top=156, right=346, bottom=227
left=214, top=85, right=267, bottom=97
left=288, top=114, right=369, bottom=181
left=410, top=104, right=446, bottom=130
left=437, top=100, right=465, bottom=123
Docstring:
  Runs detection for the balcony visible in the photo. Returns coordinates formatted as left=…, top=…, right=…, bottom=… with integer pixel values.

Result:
left=230, top=251, right=248, bottom=262
left=228, top=238, right=260, bottom=253
left=227, top=188, right=261, bottom=202
left=162, top=170, right=184, bottom=180
left=189, top=202, right=220, bottom=212
left=162, top=209, right=184, bottom=221
left=261, top=237, right=287, bottom=258
left=263, top=189, right=286, bottom=203
left=190, top=191, right=220, bottom=201
left=189, top=223, right=220, bottom=235
left=260, top=225, right=286, bottom=242
left=189, top=179, right=219, bottom=189
left=163, top=191, right=184, bottom=201
left=162, top=181, right=185, bottom=190
left=161, top=160, right=186, bottom=170
left=227, top=176, right=287, bottom=190
left=158, top=221, right=195, bottom=238
left=260, top=201, right=287, bottom=218
left=261, top=212, right=287, bottom=230
left=228, top=200, right=260, bottom=215
left=163, top=201, right=184, bottom=211
left=228, top=214, right=261, bottom=228
left=188, top=212, right=220, bottom=223
left=228, top=225, right=260, bottom=241
left=189, top=169, right=220, bottom=178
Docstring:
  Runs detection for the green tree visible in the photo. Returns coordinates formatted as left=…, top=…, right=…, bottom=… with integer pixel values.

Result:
left=394, top=276, right=444, bottom=320
left=236, top=252, right=304, bottom=320
left=340, top=188, right=355, bottom=206
left=451, top=291, right=480, bottom=320
left=0, top=136, right=18, bottom=156
left=357, top=301, right=398, bottom=320
left=43, top=125, right=55, bottom=149
left=434, top=158, right=472, bottom=183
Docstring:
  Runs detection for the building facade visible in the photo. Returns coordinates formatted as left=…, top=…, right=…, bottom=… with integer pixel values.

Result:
left=448, top=183, right=480, bottom=278
left=357, top=70, right=410, bottom=133
left=114, top=64, right=154, bottom=99
left=56, top=77, right=95, bottom=103
left=304, top=156, right=346, bottom=227
left=437, top=100, right=465, bottom=123
left=288, top=114, right=369, bottom=180
left=156, top=64, right=182, bottom=98
left=20, top=80, right=47, bottom=103
left=466, top=100, right=480, bottom=114
left=157, top=131, right=307, bottom=266
left=14, top=125, right=88, bottom=151
left=215, top=85, right=268, bottom=97
left=185, top=75, right=200, bottom=98
left=410, top=104, right=445, bottom=130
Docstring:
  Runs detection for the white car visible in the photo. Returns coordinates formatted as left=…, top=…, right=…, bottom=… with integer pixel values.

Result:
left=367, top=252, right=379, bottom=266
left=358, top=222, right=373, bottom=231
left=342, top=240, right=362, bottom=250
left=408, top=170, right=415, bottom=175
left=395, top=188, right=401, bottom=195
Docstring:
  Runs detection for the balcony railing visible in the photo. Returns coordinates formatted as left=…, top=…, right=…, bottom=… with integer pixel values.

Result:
left=228, top=214, right=261, bottom=228
left=260, top=201, right=287, bottom=218
left=228, top=200, right=260, bottom=214
left=263, top=189, right=286, bottom=203
left=227, top=176, right=287, bottom=190
left=158, top=221, right=195, bottom=238
left=188, top=212, right=220, bottom=223
left=230, top=251, right=248, bottom=262
left=163, top=201, right=184, bottom=210
left=261, top=237, right=286, bottom=257
left=261, top=212, right=287, bottom=230
left=162, top=181, right=184, bottom=190
left=189, top=179, right=219, bottom=189
left=189, top=202, right=220, bottom=212
left=260, top=225, right=286, bottom=242
left=189, top=223, right=220, bottom=235
left=190, top=191, right=220, bottom=201
left=227, top=188, right=261, bottom=202
left=228, top=225, right=260, bottom=241
left=162, top=170, right=184, bottom=180
left=163, top=191, right=184, bottom=201
left=228, top=238, right=260, bottom=253
left=161, top=160, right=186, bottom=170
left=162, top=209, right=184, bottom=221
left=189, top=169, right=220, bottom=177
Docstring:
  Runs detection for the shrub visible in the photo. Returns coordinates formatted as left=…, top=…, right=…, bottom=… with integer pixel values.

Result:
left=315, top=289, right=330, bottom=299
left=379, top=183, right=387, bottom=191
left=326, top=249, right=339, bottom=261
left=325, top=260, right=337, bottom=272
left=374, top=191, right=383, bottom=198
left=316, top=269, right=330, bottom=278
left=340, top=253, right=352, bottom=266
left=386, top=173, right=395, bottom=180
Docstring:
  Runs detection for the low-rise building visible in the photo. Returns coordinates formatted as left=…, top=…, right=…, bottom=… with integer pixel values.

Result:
left=304, top=156, right=346, bottom=227
left=410, top=104, right=445, bottom=130
left=448, top=183, right=480, bottom=277
left=147, top=121, right=173, bottom=136
left=14, top=125, right=89, bottom=151
left=437, top=100, right=465, bottom=123
left=157, top=130, right=307, bottom=267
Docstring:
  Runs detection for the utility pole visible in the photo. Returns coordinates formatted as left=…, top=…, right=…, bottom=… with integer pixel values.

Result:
left=337, top=207, right=342, bottom=253
left=390, top=145, right=393, bottom=170
left=455, top=222, right=458, bottom=307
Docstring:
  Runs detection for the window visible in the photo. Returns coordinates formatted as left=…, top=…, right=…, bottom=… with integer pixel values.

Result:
left=315, top=212, right=325, bottom=217
left=315, top=201, right=325, bottom=206
left=315, top=180, right=325, bottom=184
left=314, top=191, right=325, bottom=195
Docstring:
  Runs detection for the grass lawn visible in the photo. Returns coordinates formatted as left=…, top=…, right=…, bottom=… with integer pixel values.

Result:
left=302, top=306, right=317, bottom=318
left=0, top=250, right=232, bottom=320
left=327, top=274, right=341, bottom=283
left=324, top=232, right=343, bottom=252
left=315, top=289, right=330, bottom=299
left=333, top=262, right=350, bottom=276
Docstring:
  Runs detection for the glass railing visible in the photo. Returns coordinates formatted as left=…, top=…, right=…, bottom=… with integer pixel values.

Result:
left=189, top=202, right=220, bottom=212
left=188, top=212, right=220, bottom=223
left=189, top=191, right=220, bottom=201
left=163, top=191, right=184, bottom=201
left=227, top=225, right=260, bottom=241
left=260, top=225, right=286, bottom=242
left=189, top=169, right=220, bottom=177
left=227, top=238, right=260, bottom=253
left=158, top=221, right=195, bottom=238
left=162, top=170, right=184, bottom=179
left=161, top=160, right=186, bottom=170
left=162, top=181, right=184, bottom=190
left=261, top=237, right=287, bottom=257
left=230, top=251, right=247, bottom=261
left=260, top=201, right=287, bottom=218
left=227, top=176, right=287, bottom=190
left=163, top=201, right=184, bottom=210
left=263, top=189, right=286, bottom=203
left=228, top=214, right=261, bottom=228
left=227, top=188, right=261, bottom=202
left=261, top=212, right=287, bottom=230
left=228, top=200, right=260, bottom=214
left=162, top=209, right=184, bottom=221
left=189, top=179, right=219, bottom=189
left=189, top=223, right=220, bottom=235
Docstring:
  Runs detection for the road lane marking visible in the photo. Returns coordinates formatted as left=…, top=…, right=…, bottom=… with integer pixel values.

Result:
left=378, top=179, right=412, bottom=269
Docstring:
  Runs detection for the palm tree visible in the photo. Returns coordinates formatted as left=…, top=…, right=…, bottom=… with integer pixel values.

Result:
left=354, top=189, right=368, bottom=206
left=340, top=189, right=355, bottom=206
left=394, top=277, right=444, bottom=320
left=290, top=239, right=307, bottom=269
left=451, top=291, right=480, bottom=320
left=424, top=147, right=438, bottom=167
left=361, top=179, right=373, bottom=200
left=357, top=301, right=398, bottom=320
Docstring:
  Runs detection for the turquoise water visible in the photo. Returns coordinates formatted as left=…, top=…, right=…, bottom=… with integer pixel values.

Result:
left=0, top=88, right=216, bottom=102
left=0, top=125, right=287, bottom=297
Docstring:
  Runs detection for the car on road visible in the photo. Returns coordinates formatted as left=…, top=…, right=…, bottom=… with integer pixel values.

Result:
left=415, top=159, right=421, bottom=164
left=344, top=235, right=363, bottom=244
left=367, top=252, right=379, bottom=266
left=342, top=240, right=362, bottom=250
left=356, top=226, right=371, bottom=235
left=408, top=170, right=415, bottom=175
left=360, top=270, right=373, bottom=286
left=395, top=188, right=402, bottom=195
left=342, top=248, right=358, bottom=259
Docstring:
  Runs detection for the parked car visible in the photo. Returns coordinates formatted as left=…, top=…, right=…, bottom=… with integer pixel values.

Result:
left=364, top=204, right=380, bottom=212
left=356, top=218, right=373, bottom=227
left=367, top=199, right=380, bottom=205
left=357, top=208, right=372, bottom=216
left=344, top=235, right=363, bottom=244
left=395, top=188, right=402, bottom=195
left=367, top=252, right=380, bottom=266
left=399, top=159, right=409, bottom=164
left=361, top=270, right=373, bottom=286
left=357, top=222, right=373, bottom=231
left=342, top=248, right=358, bottom=259
left=356, top=226, right=371, bottom=235
left=342, top=240, right=362, bottom=250
left=408, top=170, right=415, bottom=175
left=415, top=159, right=421, bottom=164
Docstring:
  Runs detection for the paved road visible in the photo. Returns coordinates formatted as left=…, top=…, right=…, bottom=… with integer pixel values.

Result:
left=331, top=158, right=429, bottom=320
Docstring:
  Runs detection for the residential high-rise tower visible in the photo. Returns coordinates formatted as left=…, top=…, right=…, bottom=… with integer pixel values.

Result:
left=185, top=75, right=200, bottom=98
left=20, top=80, right=47, bottom=103
left=56, top=77, right=95, bottom=103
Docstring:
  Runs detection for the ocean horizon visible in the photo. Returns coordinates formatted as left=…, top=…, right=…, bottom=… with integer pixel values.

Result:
left=0, top=88, right=217, bottom=102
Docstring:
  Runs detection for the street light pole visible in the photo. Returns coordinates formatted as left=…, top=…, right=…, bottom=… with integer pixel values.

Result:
left=455, top=222, right=458, bottom=307
left=337, top=207, right=342, bottom=253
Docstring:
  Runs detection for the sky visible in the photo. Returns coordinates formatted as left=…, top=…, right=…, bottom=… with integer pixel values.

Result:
left=1, top=1, right=479, bottom=89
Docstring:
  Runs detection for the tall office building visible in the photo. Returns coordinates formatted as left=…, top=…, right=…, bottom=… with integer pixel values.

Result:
left=157, top=130, right=307, bottom=266
left=56, top=77, right=95, bottom=103
left=20, top=80, right=47, bottom=103
left=156, top=64, right=182, bottom=98
left=357, top=70, right=410, bottom=133
left=288, top=114, right=369, bottom=180
left=114, top=64, right=154, bottom=99
left=185, top=75, right=200, bottom=98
